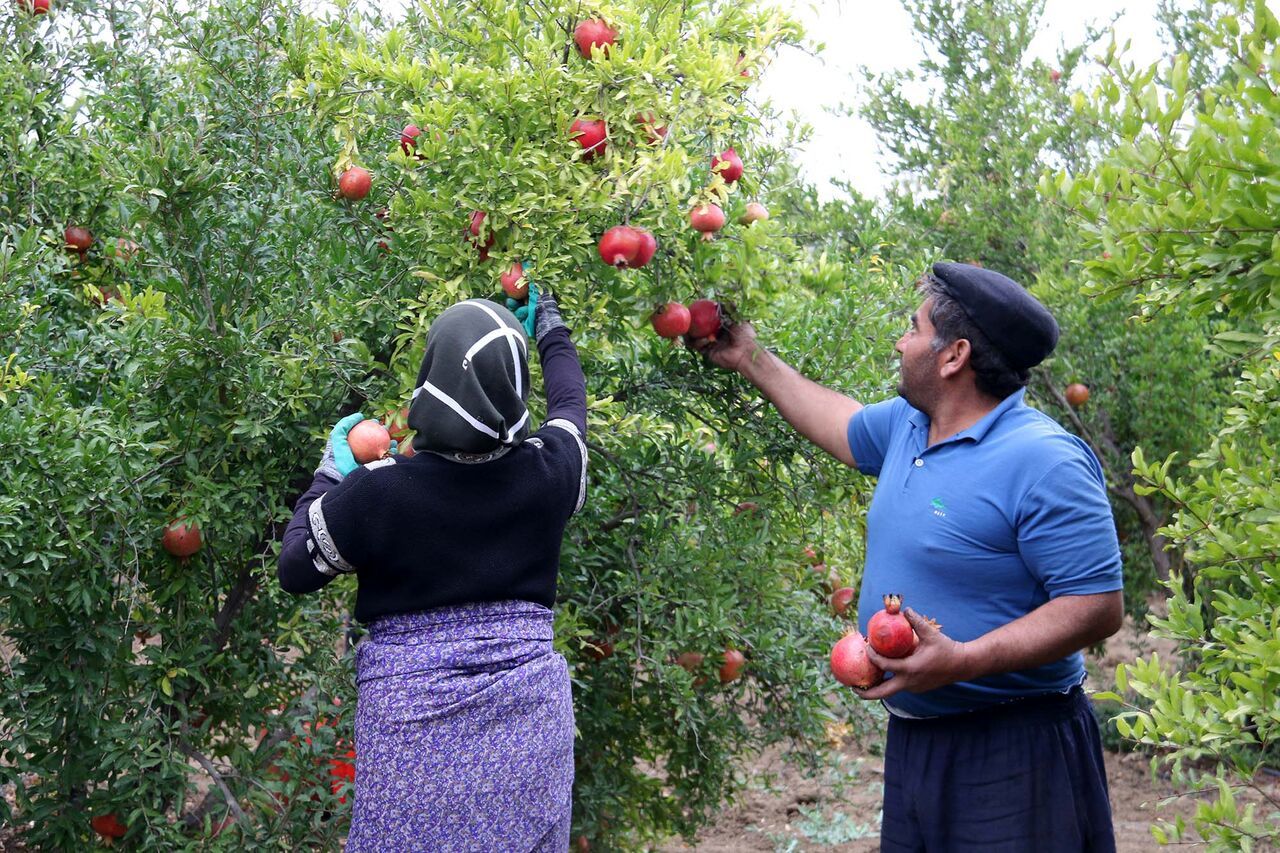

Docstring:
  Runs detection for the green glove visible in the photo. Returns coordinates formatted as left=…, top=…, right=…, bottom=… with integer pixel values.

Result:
left=509, top=279, right=539, bottom=338
left=315, top=412, right=369, bottom=480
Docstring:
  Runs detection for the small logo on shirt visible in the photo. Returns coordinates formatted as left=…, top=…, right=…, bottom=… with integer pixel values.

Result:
left=930, top=497, right=947, bottom=518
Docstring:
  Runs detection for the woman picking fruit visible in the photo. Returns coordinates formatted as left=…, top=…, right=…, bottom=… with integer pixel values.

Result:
left=277, top=287, right=586, bottom=850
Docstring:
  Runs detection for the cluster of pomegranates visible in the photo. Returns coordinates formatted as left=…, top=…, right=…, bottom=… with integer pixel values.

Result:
left=649, top=298, right=724, bottom=341
left=829, top=594, right=917, bottom=690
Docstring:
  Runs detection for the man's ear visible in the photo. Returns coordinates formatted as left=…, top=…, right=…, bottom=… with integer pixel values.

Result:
left=939, top=338, right=971, bottom=379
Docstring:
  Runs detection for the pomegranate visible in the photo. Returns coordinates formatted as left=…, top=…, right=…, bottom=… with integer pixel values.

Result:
left=500, top=262, right=528, bottom=299
left=585, top=638, right=614, bottom=661
left=719, top=648, right=746, bottom=683
left=733, top=501, right=759, bottom=515
left=17, top=0, right=49, bottom=13
left=830, top=631, right=884, bottom=689
left=573, top=18, right=617, bottom=59
left=736, top=50, right=750, bottom=78
left=91, top=814, right=127, bottom=839
left=689, top=204, right=726, bottom=240
left=650, top=301, right=691, bottom=338
left=632, top=227, right=657, bottom=267
left=162, top=521, right=202, bottom=558
left=675, top=651, right=704, bottom=672
left=830, top=586, right=855, bottom=616
left=570, top=119, right=607, bottom=160
left=597, top=225, right=641, bottom=267
left=867, top=594, right=917, bottom=658
left=1065, top=382, right=1090, bottom=407
left=803, top=546, right=820, bottom=565
left=1049, top=68, right=1062, bottom=83
left=399, top=124, right=422, bottom=156
left=635, top=112, right=667, bottom=145
left=328, top=748, right=356, bottom=804
left=467, top=210, right=496, bottom=260
left=114, top=237, right=141, bottom=260
left=348, top=419, right=392, bottom=463
left=64, top=225, right=92, bottom=255
left=685, top=299, right=721, bottom=340
left=337, top=166, right=371, bottom=201
left=740, top=202, right=769, bottom=225
left=711, top=147, right=744, bottom=183
left=575, top=836, right=591, bottom=853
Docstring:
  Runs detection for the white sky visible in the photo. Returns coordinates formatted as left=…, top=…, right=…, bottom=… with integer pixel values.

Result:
left=757, top=0, right=1173, bottom=199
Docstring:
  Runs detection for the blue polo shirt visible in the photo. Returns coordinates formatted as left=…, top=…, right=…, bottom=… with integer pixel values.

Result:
left=846, top=389, right=1122, bottom=718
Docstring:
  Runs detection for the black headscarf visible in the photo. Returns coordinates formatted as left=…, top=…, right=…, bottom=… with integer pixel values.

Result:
left=406, top=299, right=531, bottom=460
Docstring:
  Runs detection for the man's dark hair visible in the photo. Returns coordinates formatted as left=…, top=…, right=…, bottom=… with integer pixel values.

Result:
left=918, top=276, right=1030, bottom=399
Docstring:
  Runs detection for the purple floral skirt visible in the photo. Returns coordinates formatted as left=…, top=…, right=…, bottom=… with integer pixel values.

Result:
left=347, top=600, right=574, bottom=852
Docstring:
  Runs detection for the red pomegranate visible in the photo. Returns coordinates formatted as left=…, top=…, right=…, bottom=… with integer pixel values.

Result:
left=399, top=124, right=422, bottom=156
left=500, top=262, right=528, bottom=299
left=597, top=225, right=642, bottom=267
left=91, top=814, right=127, bottom=839
left=689, top=204, right=726, bottom=240
left=829, top=631, right=884, bottom=689
left=162, top=521, right=202, bottom=558
left=685, top=299, right=721, bottom=340
left=64, top=225, right=93, bottom=254
left=1065, top=382, right=1090, bottom=407
left=632, top=227, right=657, bottom=267
left=830, top=586, right=855, bottom=616
left=651, top=301, right=690, bottom=338
left=467, top=210, right=496, bottom=259
left=348, top=419, right=392, bottom=463
left=585, top=638, right=614, bottom=661
left=570, top=119, right=607, bottom=160
left=711, top=147, right=744, bottom=183
left=337, top=167, right=371, bottom=201
left=17, top=0, right=50, bottom=13
left=635, top=113, right=667, bottom=144
left=867, top=594, right=917, bottom=658
left=803, top=545, right=820, bottom=565
left=719, top=648, right=746, bottom=683
left=575, top=836, right=591, bottom=853
left=573, top=18, right=617, bottom=59
left=675, top=651, right=704, bottom=672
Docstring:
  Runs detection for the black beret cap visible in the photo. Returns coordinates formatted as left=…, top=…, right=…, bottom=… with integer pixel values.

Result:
left=930, top=262, right=1059, bottom=371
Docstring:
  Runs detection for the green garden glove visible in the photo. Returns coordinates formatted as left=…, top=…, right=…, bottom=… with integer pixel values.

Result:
left=507, top=278, right=539, bottom=338
left=315, top=412, right=397, bottom=480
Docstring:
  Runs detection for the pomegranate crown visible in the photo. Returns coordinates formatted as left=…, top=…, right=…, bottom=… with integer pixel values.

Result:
left=882, top=593, right=902, bottom=614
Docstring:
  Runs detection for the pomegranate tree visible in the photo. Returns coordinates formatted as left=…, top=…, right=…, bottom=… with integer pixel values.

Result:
left=650, top=301, right=690, bottom=338
left=348, top=419, right=392, bottom=463
left=829, top=631, right=883, bottom=689
left=337, top=166, right=371, bottom=200
left=689, top=204, right=726, bottom=240
left=573, top=19, right=618, bottom=59
left=570, top=118, right=608, bottom=160
left=867, top=594, right=916, bottom=658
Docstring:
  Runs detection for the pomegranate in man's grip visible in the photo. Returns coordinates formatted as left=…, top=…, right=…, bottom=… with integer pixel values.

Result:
left=867, top=594, right=917, bottom=658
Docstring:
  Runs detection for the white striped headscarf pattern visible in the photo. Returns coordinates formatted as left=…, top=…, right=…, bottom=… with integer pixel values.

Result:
left=406, top=299, right=531, bottom=456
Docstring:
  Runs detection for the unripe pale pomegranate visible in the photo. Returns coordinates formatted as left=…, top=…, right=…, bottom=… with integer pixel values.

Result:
left=1065, top=382, right=1090, bottom=407
left=675, top=651, right=704, bottom=672
left=830, top=631, right=883, bottom=689
left=162, top=521, right=202, bottom=558
left=500, top=262, right=528, bottom=299
left=650, top=301, right=691, bottom=338
left=711, top=148, right=744, bottom=183
left=348, top=419, right=391, bottom=463
left=570, top=119, right=607, bottom=160
left=740, top=202, right=769, bottom=225
left=867, top=594, right=917, bottom=658
left=719, top=648, right=746, bottom=683
left=686, top=299, right=721, bottom=340
left=573, top=18, right=617, bottom=59
left=337, top=167, right=371, bottom=201
left=689, top=204, right=726, bottom=240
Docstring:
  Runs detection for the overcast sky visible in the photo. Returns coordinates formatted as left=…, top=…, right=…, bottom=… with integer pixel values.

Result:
left=757, top=0, right=1174, bottom=199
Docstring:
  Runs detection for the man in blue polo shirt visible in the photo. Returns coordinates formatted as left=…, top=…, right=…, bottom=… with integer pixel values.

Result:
left=694, top=261, right=1123, bottom=852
